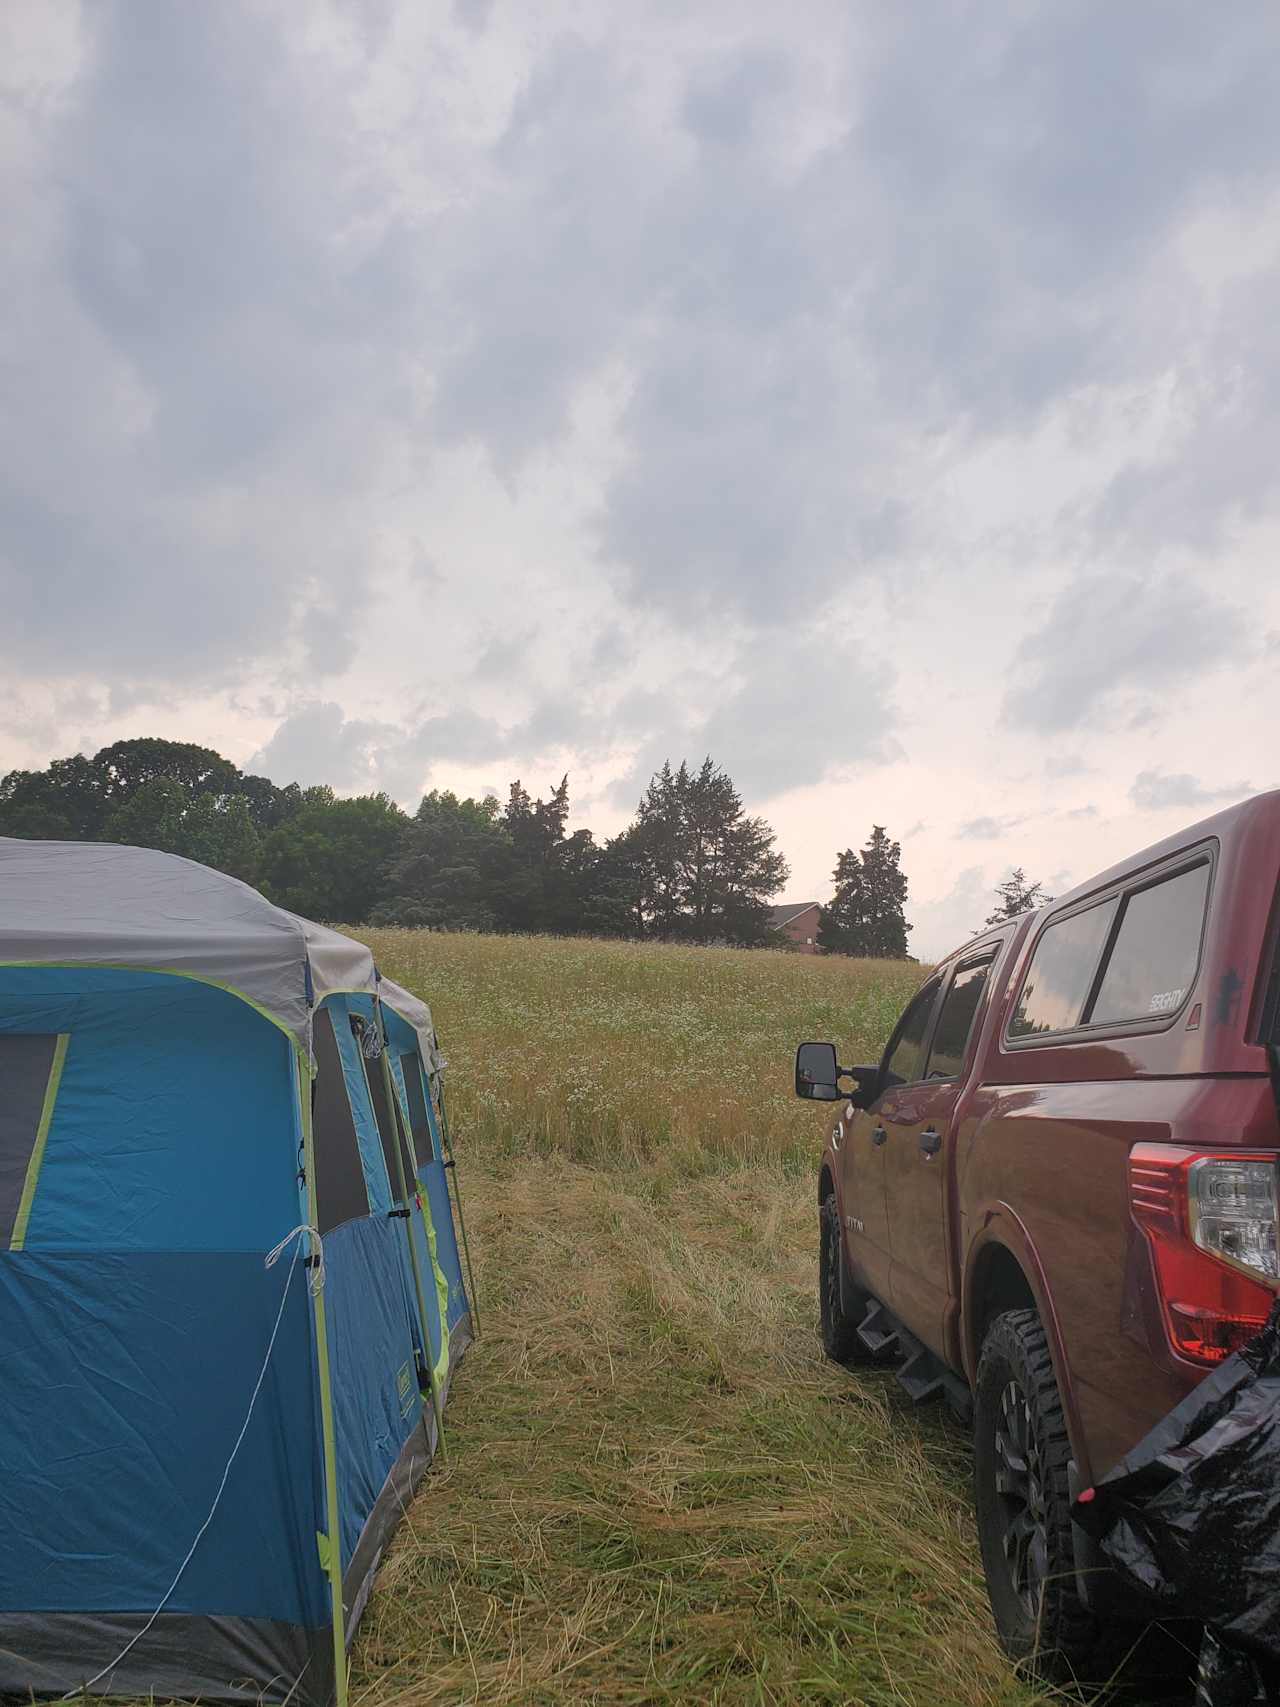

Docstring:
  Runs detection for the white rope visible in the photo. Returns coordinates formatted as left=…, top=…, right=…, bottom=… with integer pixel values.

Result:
left=268, top=1221, right=325, bottom=1296
left=64, top=1226, right=317, bottom=1698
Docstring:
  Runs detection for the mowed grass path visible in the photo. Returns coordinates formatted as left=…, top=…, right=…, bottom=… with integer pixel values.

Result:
left=352, top=931, right=1054, bottom=1707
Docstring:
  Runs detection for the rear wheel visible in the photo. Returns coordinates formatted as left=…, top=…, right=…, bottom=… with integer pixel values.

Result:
left=819, top=1193, right=874, bottom=1364
left=974, top=1309, right=1117, bottom=1683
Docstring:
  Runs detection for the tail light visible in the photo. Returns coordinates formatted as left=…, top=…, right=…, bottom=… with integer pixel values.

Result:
left=1129, top=1144, right=1278, bottom=1364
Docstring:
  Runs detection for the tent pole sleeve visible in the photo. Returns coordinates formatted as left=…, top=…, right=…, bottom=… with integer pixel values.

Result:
left=299, top=1054, right=348, bottom=1707
left=435, top=1078, right=481, bottom=1338
left=375, top=1004, right=447, bottom=1460
left=9, top=1032, right=69, bottom=1251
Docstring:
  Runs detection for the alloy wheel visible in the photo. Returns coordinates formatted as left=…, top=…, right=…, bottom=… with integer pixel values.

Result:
left=992, top=1378, right=1049, bottom=1615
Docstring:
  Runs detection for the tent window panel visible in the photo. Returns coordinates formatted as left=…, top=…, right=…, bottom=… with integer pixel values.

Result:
left=361, top=1037, right=409, bottom=1202
left=0, top=1035, right=62, bottom=1247
left=312, top=1010, right=370, bottom=1234
left=400, top=1053, right=435, bottom=1167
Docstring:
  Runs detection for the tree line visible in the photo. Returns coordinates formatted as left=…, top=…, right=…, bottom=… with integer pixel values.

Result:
left=0, top=739, right=805, bottom=945
left=0, top=737, right=1045, bottom=953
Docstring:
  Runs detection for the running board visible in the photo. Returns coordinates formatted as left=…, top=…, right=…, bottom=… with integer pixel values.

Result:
left=857, top=1298, right=972, bottom=1423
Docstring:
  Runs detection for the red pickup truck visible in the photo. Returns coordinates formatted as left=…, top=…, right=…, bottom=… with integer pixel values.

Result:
left=796, top=790, right=1280, bottom=1679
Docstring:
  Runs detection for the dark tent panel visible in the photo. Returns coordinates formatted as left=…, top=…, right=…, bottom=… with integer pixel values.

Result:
left=312, top=1009, right=371, bottom=1235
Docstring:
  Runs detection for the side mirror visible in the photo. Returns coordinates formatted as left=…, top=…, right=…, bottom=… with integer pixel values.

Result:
left=795, top=1044, right=882, bottom=1107
left=795, top=1042, right=841, bottom=1101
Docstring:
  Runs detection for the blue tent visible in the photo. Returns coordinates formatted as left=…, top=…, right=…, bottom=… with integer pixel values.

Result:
left=0, top=838, right=474, bottom=1704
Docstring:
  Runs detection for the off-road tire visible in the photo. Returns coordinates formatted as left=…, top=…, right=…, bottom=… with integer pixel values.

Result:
left=819, top=1193, right=875, bottom=1364
left=974, top=1309, right=1122, bottom=1684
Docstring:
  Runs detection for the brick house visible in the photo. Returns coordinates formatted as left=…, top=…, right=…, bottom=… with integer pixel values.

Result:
left=766, top=901, right=822, bottom=952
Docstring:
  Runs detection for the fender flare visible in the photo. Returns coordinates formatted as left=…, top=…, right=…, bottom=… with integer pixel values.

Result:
left=962, top=1203, right=1091, bottom=1483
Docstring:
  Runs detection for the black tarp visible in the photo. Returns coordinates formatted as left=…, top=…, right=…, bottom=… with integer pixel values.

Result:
left=1073, top=1297, right=1280, bottom=1705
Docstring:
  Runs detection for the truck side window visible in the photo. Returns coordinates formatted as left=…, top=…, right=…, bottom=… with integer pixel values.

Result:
left=882, top=978, right=941, bottom=1089
left=1009, top=898, right=1118, bottom=1038
left=926, top=959, right=992, bottom=1079
left=1087, top=861, right=1209, bottom=1026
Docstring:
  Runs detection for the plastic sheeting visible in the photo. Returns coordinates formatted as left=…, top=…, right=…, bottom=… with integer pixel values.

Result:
left=1073, top=1296, right=1280, bottom=1705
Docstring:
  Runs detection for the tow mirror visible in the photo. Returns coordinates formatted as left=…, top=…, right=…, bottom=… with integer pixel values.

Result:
left=795, top=1042, right=841, bottom=1101
left=795, top=1044, right=881, bottom=1108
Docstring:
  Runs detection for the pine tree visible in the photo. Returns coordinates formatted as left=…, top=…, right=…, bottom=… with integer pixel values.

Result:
left=861, top=825, right=911, bottom=957
left=817, top=827, right=911, bottom=958
left=817, top=849, right=870, bottom=955
left=622, top=758, right=788, bottom=943
left=984, top=868, right=1052, bottom=928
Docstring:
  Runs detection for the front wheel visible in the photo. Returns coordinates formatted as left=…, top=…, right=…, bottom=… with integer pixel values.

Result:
left=819, top=1193, right=874, bottom=1364
left=973, top=1309, right=1118, bottom=1683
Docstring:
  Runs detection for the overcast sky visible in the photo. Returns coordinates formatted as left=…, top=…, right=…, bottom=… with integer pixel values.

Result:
left=4, top=1, right=1279, bottom=957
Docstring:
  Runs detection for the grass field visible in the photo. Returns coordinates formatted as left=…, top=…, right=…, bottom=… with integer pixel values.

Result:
left=347, top=930, right=1062, bottom=1707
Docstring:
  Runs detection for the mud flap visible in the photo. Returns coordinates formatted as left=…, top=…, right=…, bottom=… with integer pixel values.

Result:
left=1072, top=1297, right=1280, bottom=1706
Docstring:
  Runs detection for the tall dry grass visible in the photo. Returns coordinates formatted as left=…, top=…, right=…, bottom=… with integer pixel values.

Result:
left=362, top=931, right=925, bottom=1171
left=344, top=930, right=1062, bottom=1707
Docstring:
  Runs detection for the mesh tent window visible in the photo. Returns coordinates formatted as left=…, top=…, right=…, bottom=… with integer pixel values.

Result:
left=399, top=1053, right=435, bottom=1167
left=311, top=1009, right=370, bottom=1234
left=353, top=1017, right=411, bottom=1202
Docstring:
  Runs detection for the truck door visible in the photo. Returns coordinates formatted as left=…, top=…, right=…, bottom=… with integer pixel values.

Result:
left=842, top=973, right=944, bottom=1305
left=883, top=949, right=997, bottom=1352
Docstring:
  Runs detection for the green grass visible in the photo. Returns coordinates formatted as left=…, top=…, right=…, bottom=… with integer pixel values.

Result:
left=346, top=930, right=1062, bottom=1707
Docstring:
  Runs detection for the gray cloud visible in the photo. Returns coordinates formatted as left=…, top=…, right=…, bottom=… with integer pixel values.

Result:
left=957, top=814, right=1031, bottom=840
left=1002, top=572, right=1247, bottom=734
left=1, top=2, right=427, bottom=688
left=250, top=702, right=399, bottom=793
left=909, top=865, right=991, bottom=962
left=1129, top=771, right=1254, bottom=812
left=5, top=0, right=1280, bottom=908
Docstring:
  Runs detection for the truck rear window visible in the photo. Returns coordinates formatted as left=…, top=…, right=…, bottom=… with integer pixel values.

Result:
left=1088, top=861, right=1209, bottom=1025
left=1008, top=856, right=1211, bottom=1041
left=1008, top=899, right=1118, bottom=1038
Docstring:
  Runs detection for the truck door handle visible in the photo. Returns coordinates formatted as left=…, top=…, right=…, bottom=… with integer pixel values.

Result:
left=871, top=1125, right=887, bottom=1147
left=919, top=1128, right=942, bottom=1156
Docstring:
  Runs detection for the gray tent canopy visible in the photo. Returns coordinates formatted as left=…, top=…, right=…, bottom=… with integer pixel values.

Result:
left=0, top=836, right=438, bottom=1059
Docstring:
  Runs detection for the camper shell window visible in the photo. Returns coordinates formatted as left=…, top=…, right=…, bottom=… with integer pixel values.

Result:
left=311, top=1009, right=370, bottom=1233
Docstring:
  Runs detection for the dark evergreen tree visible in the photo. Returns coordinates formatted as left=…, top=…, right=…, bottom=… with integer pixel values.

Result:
left=818, top=827, right=911, bottom=958
left=984, top=868, right=1053, bottom=928
left=619, top=758, right=788, bottom=943
left=861, top=825, right=911, bottom=958
left=817, top=848, right=870, bottom=955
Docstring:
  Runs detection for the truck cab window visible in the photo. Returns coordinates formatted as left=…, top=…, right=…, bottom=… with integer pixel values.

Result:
left=1009, top=898, right=1118, bottom=1038
left=926, top=959, right=992, bottom=1079
left=1087, top=861, right=1209, bottom=1026
left=882, top=979, right=941, bottom=1089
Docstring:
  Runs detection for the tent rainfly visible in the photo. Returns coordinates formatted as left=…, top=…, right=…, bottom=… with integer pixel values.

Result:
left=0, top=837, right=473, bottom=1705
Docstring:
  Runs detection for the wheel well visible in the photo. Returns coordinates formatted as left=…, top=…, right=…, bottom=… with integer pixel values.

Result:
left=969, top=1243, right=1036, bottom=1354
left=818, top=1165, right=834, bottom=1206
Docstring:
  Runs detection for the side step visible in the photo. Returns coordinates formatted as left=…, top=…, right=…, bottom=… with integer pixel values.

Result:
left=856, top=1300, right=900, bottom=1357
left=858, top=1297, right=973, bottom=1424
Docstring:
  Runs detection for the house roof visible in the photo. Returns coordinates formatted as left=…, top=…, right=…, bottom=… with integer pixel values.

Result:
left=766, top=901, right=821, bottom=928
